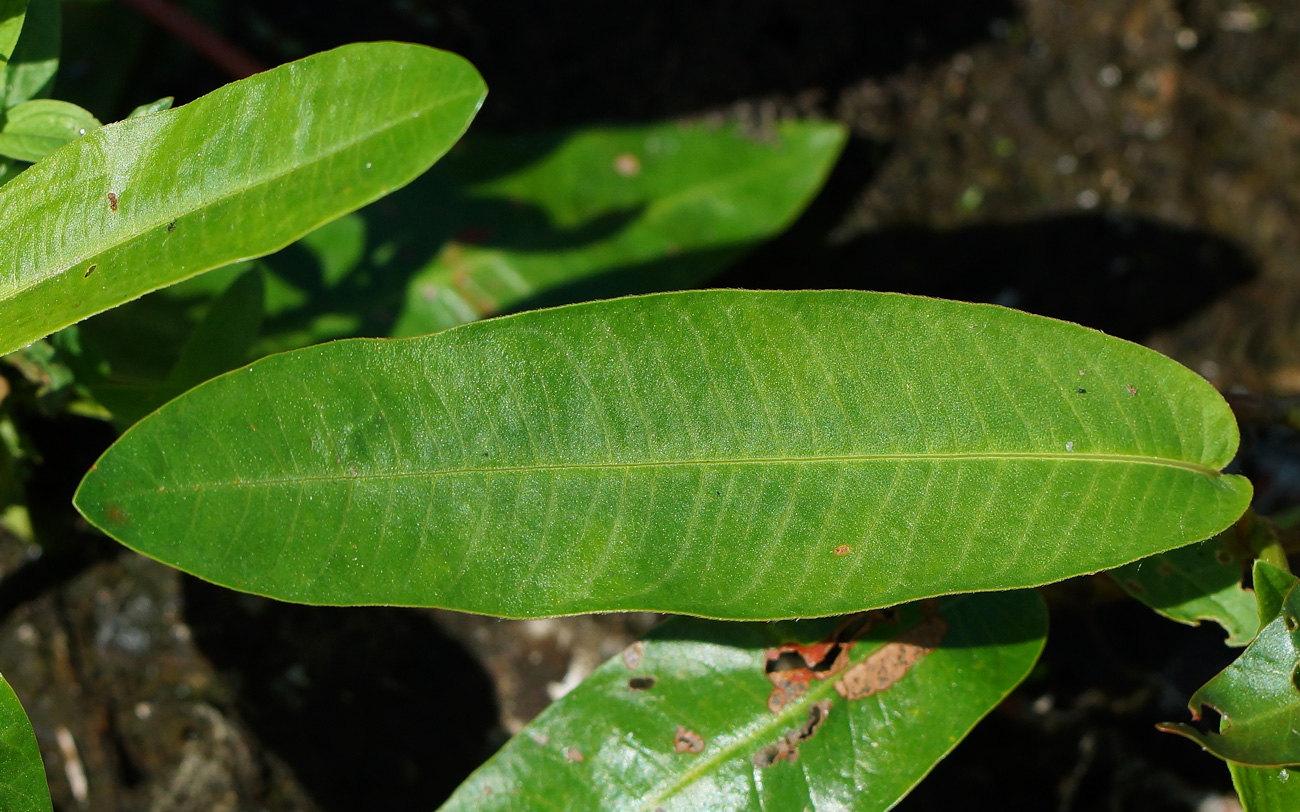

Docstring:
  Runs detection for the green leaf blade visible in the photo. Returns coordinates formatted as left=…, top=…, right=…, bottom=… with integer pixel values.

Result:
left=0, top=98, right=99, bottom=162
left=0, top=41, right=485, bottom=357
left=391, top=119, right=847, bottom=335
left=440, top=590, right=1047, bottom=812
left=1231, top=762, right=1300, bottom=811
left=0, top=673, right=52, bottom=812
left=75, top=291, right=1250, bottom=617
left=1160, top=562, right=1300, bottom=766
left=1112, top=529, right=1259, bottom=646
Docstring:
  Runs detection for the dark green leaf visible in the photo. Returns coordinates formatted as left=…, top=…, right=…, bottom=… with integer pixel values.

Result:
left=75, top=291, right=1250, bottom=617
left=1231, top=762, right=1300, bottom=811
left=0, top=672, right=52, bottom=812
left=0, top=41, right=486, bottom=357
left=2, top=0, right=56, bottom=108
left=441, top=590, right=1046, bottom=812
left=0, top=98, right=99, bottom=162
left=390, top=120, right=846, bottom=336
left=91, top=267, right=264, bottom=426
left=1159, top=561, right=1300, bottom=766
left=1111, top=528, right=1257, bottom=646
left=1254, top=560, right=1296, bottom=628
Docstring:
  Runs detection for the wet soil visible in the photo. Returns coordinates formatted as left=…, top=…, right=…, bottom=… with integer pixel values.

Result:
left=5, top=0, right=1300, bottom=809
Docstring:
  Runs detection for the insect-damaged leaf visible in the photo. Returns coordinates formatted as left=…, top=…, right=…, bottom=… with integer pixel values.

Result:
left=0, top=673, right=52, bottom=812
left=75, top=291, right=1250, bottom=618
left=437, top=590, right=1046, bottom=812
left=1159, top=561, right=1300, bottom=767
left=1111, top=523, right=1259, bottom=646
left=0, top=41, right=485, bottom=357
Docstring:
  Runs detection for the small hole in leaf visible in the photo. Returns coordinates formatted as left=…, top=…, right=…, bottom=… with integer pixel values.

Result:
left=1285, top=614, right=1299, bottom=633
left=1190, top=703, right=1229, bottom=735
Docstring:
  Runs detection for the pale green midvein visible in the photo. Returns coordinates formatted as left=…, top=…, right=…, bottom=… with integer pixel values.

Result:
left=162, top=450, right=1226, bottom=492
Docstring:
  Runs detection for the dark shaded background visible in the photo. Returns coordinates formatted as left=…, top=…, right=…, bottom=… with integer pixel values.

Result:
left=3, top=1, right=1300, bottom=810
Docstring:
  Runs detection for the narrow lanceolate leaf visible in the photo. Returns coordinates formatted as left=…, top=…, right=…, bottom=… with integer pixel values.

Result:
left=75, top=291, right=1251, bottom=617
left=1160, top=562, right=1300, bottom=766
left=1, top=0, right=54, bottom=109
left=0, top=41, right=485, bottom=357
left=390, top=120, right=847, bottom=336
left=0, top=0, right=26, bottom=67
left=1231, top=762, right=1300, bottom=811
left=1112, top=527, right=1258, bottom=646
left=0, top=673, right=52, bottom=812
left=440, top=590, right=1046, bottom=812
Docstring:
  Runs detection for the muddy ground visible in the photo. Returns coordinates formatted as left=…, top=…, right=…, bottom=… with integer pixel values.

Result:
left=3, top=0, right=1299, bottom=809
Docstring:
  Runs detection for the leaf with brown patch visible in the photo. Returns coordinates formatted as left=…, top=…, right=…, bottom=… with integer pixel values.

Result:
left=753, top=700, right=832, bottom=768
left=835, top=607, right=948, bottom=701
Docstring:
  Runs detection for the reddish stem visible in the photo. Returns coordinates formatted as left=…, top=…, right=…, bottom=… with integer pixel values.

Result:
left=117, top=0, right=267, bottom=80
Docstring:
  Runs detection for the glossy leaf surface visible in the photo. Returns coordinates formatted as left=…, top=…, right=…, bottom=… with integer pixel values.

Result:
left=0, top=41, right=485, bottom=357
left=76, top=291, right=1250, bottom=617
left=1112, top=528, right=1258, bottom=646
left=390, top=119, right=846, bottom=335
left=1231, top=762, right=1300, bottom=811
left=0, top=673, right=51, bottom=812
left=440, top=590, right=1045, bottom=812
left=1160, top=562, right=1300, bottom=766
left=0, top=98, right=99, bottom=162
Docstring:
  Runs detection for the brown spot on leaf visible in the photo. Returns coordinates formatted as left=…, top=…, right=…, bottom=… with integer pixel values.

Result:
left=107, top=192, right=118, bottom=211
left=167, top=220, right=176, bottom=233
left=765, top=610, right=894, bottom=712
left=673, top=726, right=704, bottom=754
left=834, top=610, right=947, bottom=701
left=623, top=641, right=644, bottom=670
left=564, top=747, right=584, bottom=762
left=1127, top=384, right=1138, bottom=396
left=628, top=676, right=656, bottom=691
left=834, top=544, right=852, bottom=556
left=105, top=506, right=129, bottom=525
left=528, top=731, right=549, bottom=746
left=753, top=700, right=832, bottom=768
left=613, top=153, right=641, bottom=177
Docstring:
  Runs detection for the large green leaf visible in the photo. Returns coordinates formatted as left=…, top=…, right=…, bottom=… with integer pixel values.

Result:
left=74, top=291, right=1250, bottom=617
left=86, top=119, right=846, bottom=369
left=1231, top=762, right=1300, bottom=811
left=440, top=590, right=1046, bottom=811
left=1111, top=527, right=1258, bottom=646
left=0, top=41, right=486, bottom=357
left=390, top=119, right=847, bottom=336
left=1160, top=562, right=1300, bottom=766
left=0, top=672, right=51, bottom=812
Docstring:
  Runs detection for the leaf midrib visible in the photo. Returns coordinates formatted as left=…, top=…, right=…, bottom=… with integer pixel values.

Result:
left=0, top=83, right=483, bottom=302
left=148, top=450, right=1223, bottom=491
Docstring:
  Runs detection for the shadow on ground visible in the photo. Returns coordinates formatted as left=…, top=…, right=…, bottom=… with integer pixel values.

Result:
left=183, top=578, right=499, bottom=812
